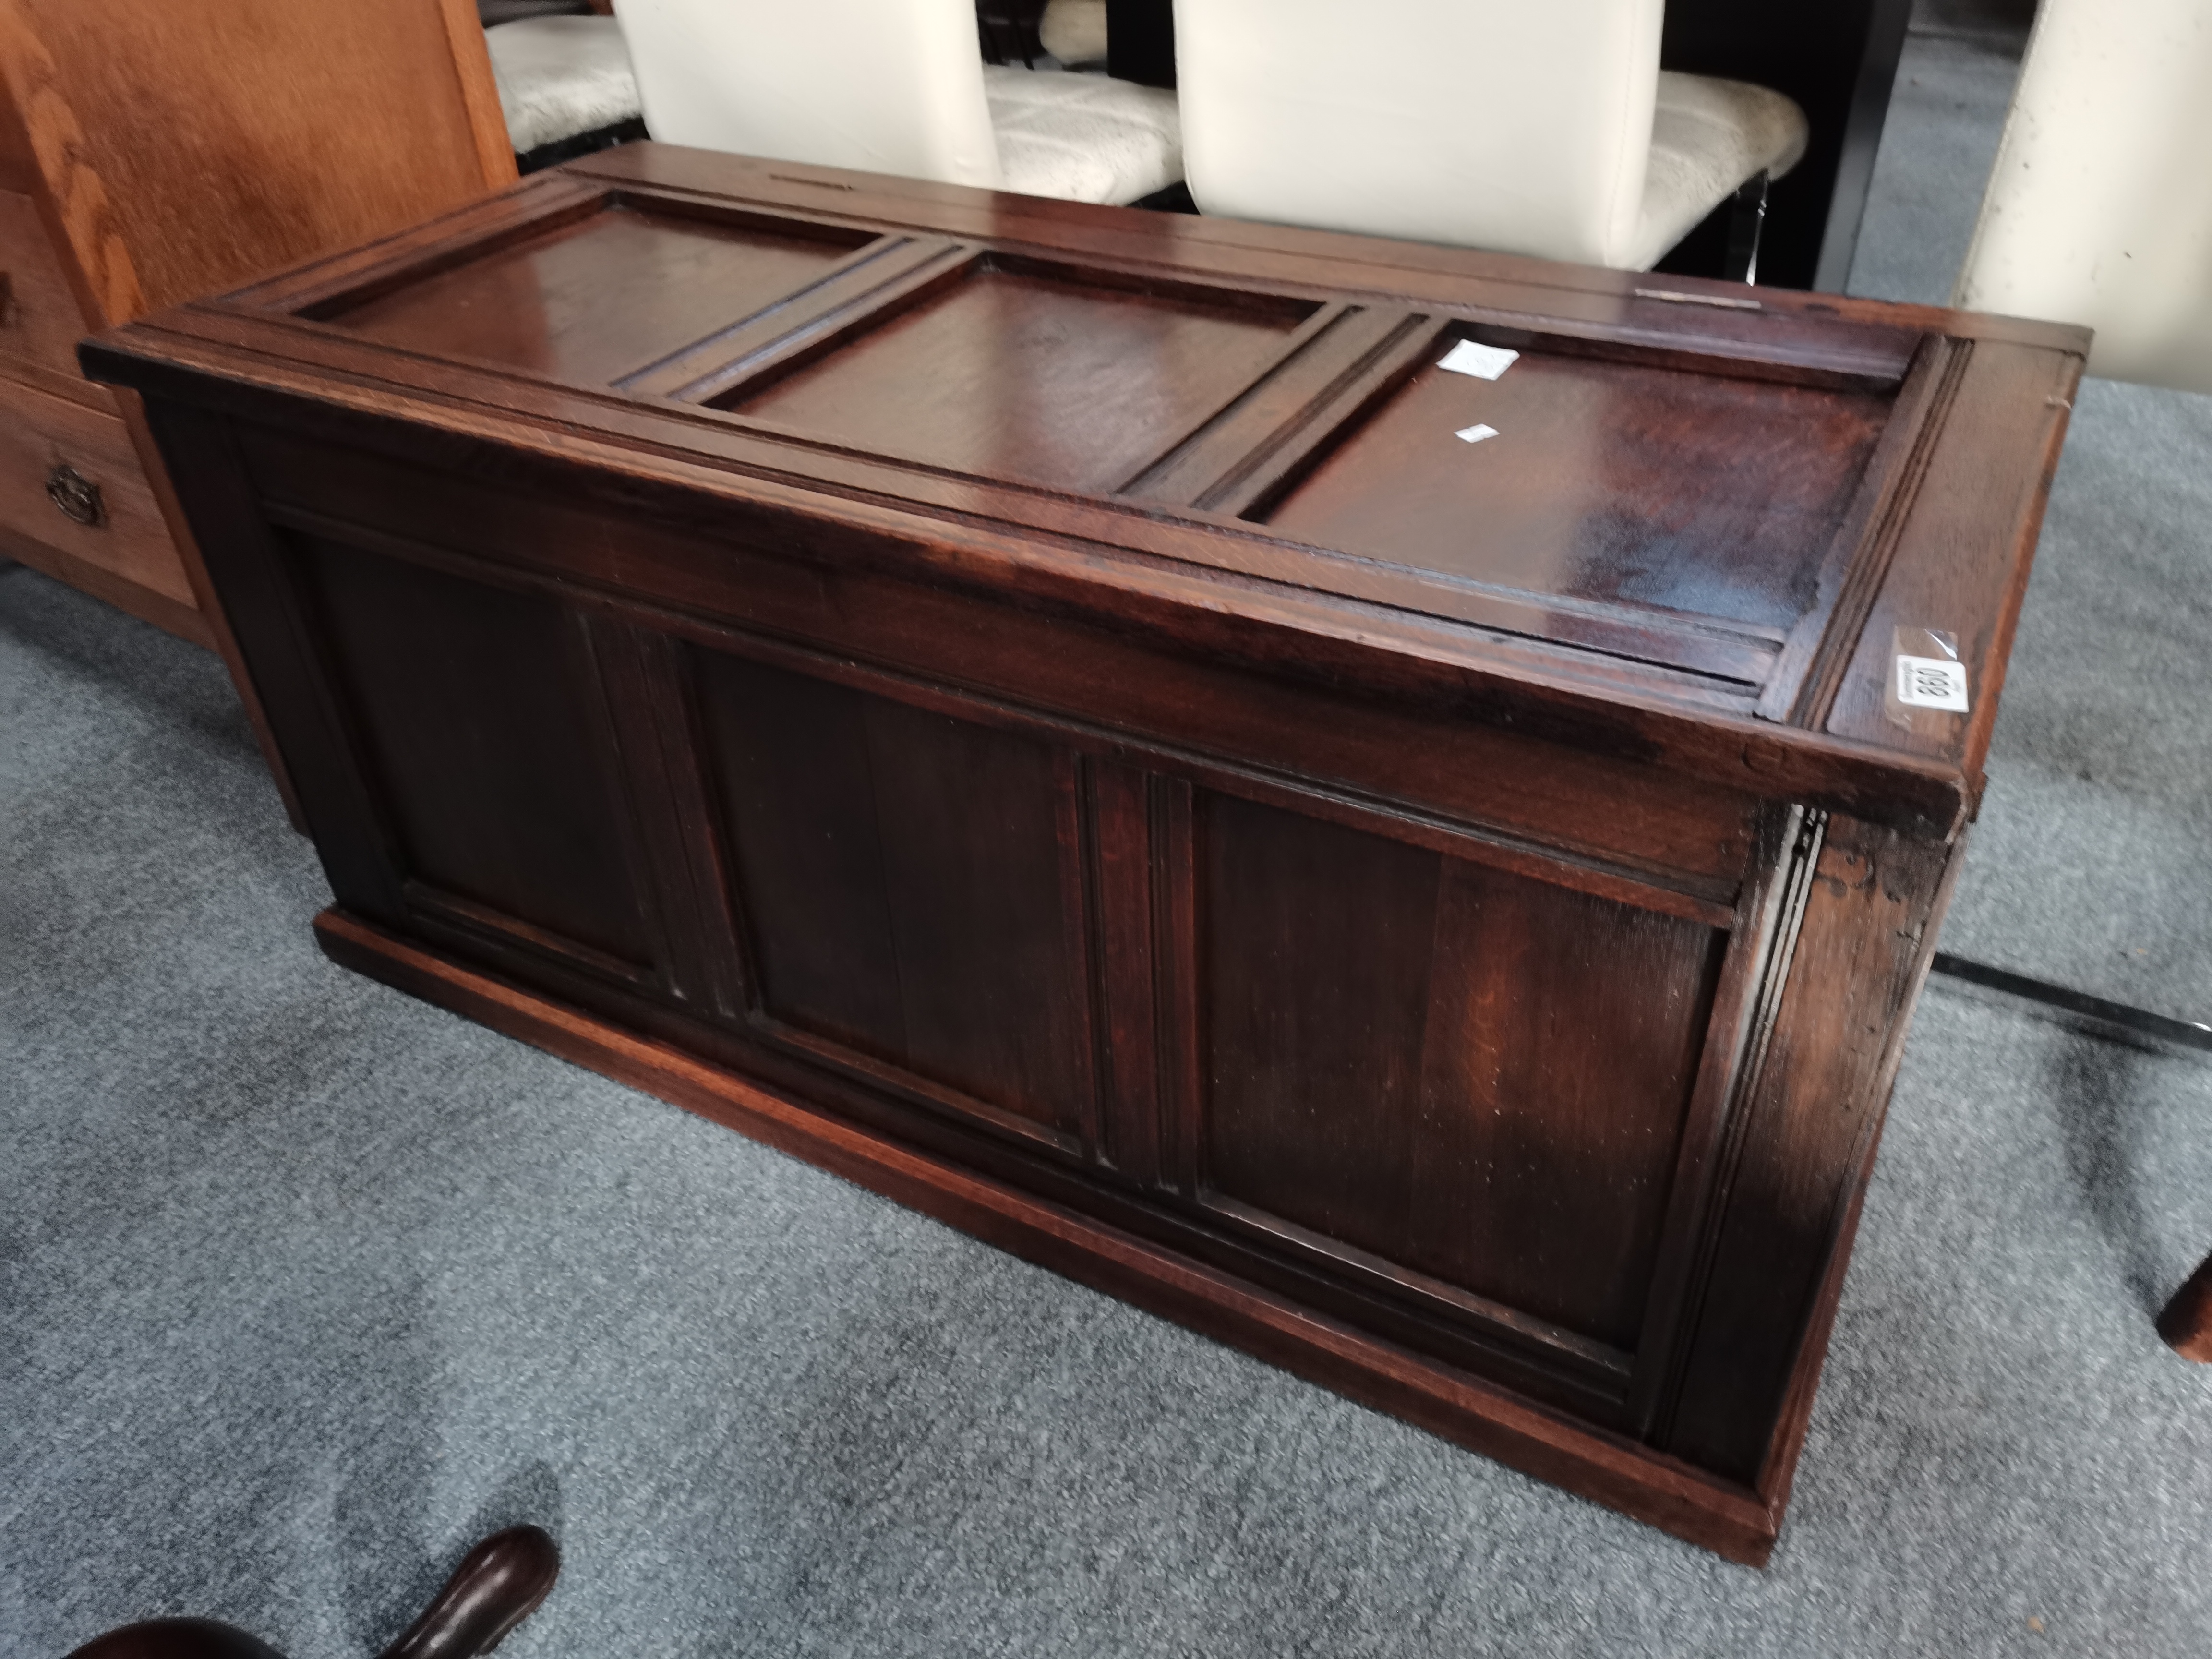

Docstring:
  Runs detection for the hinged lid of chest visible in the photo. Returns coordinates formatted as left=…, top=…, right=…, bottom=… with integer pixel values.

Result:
left=82, top=141, right=2087, bottom=806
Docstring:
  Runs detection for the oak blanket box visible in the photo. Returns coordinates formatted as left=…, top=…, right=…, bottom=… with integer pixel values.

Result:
left=83, top=143, right=2088, bottom=1563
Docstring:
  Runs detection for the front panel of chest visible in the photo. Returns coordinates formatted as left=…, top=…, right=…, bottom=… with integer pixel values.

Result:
left=228, top=426, right=1824, bottom=1435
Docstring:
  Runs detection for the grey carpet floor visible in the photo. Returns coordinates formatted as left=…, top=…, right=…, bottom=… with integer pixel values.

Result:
left=8, top=23, right=2212, bottom=1658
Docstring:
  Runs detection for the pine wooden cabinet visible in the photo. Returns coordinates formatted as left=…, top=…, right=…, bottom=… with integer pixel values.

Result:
left=0, top=0, right=515, bottom=652
left=85, top=144, right=2087, bottom=1564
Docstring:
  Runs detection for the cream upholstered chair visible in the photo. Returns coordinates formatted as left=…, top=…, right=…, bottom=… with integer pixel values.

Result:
left=1952, top=0, right=2212, bottom=391
left=1174, top=0, right=1807, bottom=274
left=614, top=0, right=1180, bottom=206
left=484, top=16, right=642, bottom=156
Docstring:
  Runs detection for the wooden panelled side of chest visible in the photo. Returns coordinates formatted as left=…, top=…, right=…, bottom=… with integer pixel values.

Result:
left=84, top=146, right=2087, bottom=1564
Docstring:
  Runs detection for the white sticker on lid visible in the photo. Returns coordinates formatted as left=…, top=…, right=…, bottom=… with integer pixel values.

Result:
left=1455, top=423, right=1499, bottom=444
left=1896, top=654, right=1970, bottom=711
left=1438, top=339, right=1519, bottom=380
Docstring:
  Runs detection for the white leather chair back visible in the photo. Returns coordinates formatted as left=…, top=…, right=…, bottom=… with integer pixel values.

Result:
left=1953, top=0, right=2212, bottom=390
left=615, top=0, right=1003, bottom=188
left=1174, top=0, right=1663, bottom=266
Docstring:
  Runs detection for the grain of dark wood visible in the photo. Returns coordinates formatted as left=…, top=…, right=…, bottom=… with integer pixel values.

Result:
left=690, top=646, right=1097, bottom=1145
left=86, top=144, right=2087, bottom=1564
left=1199, top=789, right=1443, bottom=1261
left=729, top=256, right=1314, bottom=493
left=292, top=533, right=657, bottom=968
left=1407, top=858, right=1726, bottom=1349
left=1262, top=346, right=1891, bottom=637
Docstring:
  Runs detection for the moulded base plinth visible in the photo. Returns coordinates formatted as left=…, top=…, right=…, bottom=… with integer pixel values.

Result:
left=312, top=905, right=1786, bottom=1566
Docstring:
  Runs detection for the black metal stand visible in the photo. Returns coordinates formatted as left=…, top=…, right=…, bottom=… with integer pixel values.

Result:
left=1931, top=953, right=2212, bottom=1056
left=515, top=118, right=649, bottom=178
left=1722, top=173, right=1771, bottom=285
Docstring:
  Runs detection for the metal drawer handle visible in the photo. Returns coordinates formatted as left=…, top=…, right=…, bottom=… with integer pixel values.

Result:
left=46, top=463, right=104, bottom=527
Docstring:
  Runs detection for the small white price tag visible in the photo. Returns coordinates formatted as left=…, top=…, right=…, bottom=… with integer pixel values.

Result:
left=1895, top=654, right=1969, bottom=711
left=1455, top=423, right=1500, bottom=444
left=1437, top=339, right=1519, bottom=380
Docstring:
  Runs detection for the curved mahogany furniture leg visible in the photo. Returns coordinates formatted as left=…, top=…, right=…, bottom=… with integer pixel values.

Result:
left=65, top=1527, right=560, bottom=1659
left=376, top=1527, right=561, bottom=1659
left=2157, top=1252, right=2212, bottom=1361
left=68, top=1621, right=287, bottom=1659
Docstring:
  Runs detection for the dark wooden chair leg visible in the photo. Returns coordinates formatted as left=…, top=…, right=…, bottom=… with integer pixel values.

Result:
left=66, top=1622, right=285, bottom=1659
left=376, top=1527, right=561, bottom=1659
left=2157, top=1252, right=2212, bottom=1361
left=66, top=1527, right=560, bottom=1659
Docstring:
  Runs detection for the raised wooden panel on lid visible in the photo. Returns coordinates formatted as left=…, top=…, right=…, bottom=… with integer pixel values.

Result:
left=1260, top=343, right=1888, bottom=636
left=327, top=206, right=879, bottom=387
left=726, top=257, right=1313, bottom=493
